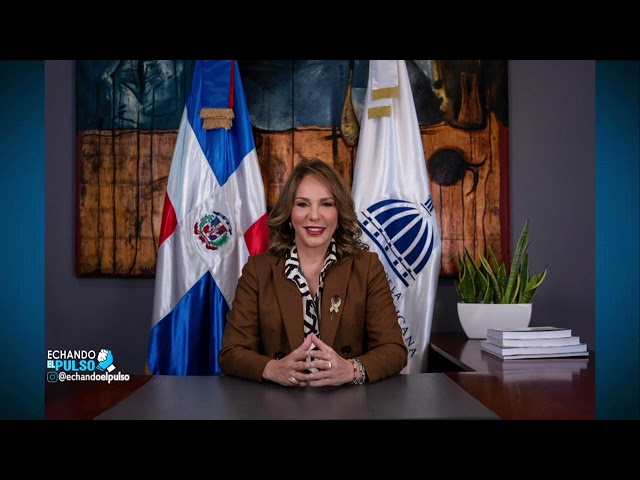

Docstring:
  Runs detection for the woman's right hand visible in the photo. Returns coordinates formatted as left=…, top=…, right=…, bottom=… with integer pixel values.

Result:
left=262, top=334, right=314, bottom=387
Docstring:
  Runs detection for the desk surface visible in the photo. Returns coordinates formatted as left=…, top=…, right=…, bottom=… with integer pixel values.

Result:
left=46, top=374, right=153, bottom=420
left=46, top=334, right=594, bottom=420
left=429, top=332, right=595, bottom=420
left=95, top=373, right=499, bottom=420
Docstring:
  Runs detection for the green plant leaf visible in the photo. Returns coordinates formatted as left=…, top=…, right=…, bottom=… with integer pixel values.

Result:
left=509, top=273, right=521, bottom=303
left=496, top=262, right=506, bottom=300
left=456, top=249, right=479, bottom=303
left=486, top=244, right=506, bottom=300
left=479, top=252, right=502, bottom=303
left=504, top=219, right=529, bottom=303
left=470, top=252, right=491, bottom=303
left=517, top=254, right=529, bottom=303
left=488, top=245, right=500, bottom=274
left=530, top=268, right=548, bottom=289
left=456, top=274, right=477, bottom=303
left=482, top=280, right=493, bottom=304
left=520, top=267, right=547, bottom=303
left=465, top=250, right=486, bottom=302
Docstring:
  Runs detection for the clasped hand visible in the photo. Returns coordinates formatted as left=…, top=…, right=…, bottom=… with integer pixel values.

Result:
left=264, top=333, right=352, bottom=387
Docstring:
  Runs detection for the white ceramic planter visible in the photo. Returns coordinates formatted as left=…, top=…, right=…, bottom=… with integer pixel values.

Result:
left=457, top=302, right=532, bottom=339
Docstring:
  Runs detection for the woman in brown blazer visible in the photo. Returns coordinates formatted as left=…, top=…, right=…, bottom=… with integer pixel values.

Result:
left=219, top=159, right=407, bottom=387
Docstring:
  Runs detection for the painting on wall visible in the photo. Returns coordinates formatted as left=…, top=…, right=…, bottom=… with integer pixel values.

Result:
left=75, top=60, right=509, bottom=277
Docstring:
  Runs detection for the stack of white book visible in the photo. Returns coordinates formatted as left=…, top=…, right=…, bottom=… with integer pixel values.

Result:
left=480, top=326, right=590, bottom=360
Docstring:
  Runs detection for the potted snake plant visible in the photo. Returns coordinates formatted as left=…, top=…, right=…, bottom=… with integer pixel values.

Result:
left=455, top=218, right=548, bottom=339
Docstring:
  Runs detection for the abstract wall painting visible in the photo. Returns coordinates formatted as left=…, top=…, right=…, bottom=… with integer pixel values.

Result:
left=75, top=60, right=508, bottom=277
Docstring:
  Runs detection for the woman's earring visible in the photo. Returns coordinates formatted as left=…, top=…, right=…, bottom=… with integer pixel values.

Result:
left=288, top=221, right=292, bottom=229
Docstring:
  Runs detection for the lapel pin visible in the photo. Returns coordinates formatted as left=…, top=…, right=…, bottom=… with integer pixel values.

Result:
left=330, top=295, right=341, bottom=314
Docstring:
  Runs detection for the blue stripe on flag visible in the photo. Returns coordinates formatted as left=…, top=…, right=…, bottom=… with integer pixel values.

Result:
left=186, top=60, right=256, bottom=186
left=148, top=272, right=228, bottom=375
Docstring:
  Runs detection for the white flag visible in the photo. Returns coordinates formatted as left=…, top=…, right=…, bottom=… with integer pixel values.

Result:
left=352, top=60, right=442, bottom=373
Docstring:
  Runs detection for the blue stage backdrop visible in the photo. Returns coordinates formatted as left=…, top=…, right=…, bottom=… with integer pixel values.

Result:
left=595, top=60, right=640, bottom=420
left=0, top=61, right=45, bottom=420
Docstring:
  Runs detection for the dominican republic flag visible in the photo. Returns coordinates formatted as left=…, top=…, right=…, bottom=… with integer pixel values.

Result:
left=351, top=60, right=442, bottom=374
left=147, top=60, right=269, bottom=375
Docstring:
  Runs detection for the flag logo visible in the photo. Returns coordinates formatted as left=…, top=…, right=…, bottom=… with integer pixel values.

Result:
left=359, top=197, right=437, bottom=288
left=352, top=60, right=442, bottom=373
left=194, top=211, right=233, bottom=250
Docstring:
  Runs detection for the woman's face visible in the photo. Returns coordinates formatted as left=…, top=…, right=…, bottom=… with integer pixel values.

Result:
left=290, top=174, right=338, bottom=253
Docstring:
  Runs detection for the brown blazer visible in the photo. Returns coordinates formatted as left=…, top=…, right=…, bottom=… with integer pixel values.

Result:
left=219, top=250, right=408, bottom=383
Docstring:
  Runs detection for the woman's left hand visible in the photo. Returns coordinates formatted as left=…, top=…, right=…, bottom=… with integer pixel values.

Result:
left=305, top=333, right=354, bottom=387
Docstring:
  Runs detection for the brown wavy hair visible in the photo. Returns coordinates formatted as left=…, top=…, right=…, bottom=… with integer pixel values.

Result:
left=267, top=158, right=368, bottom=260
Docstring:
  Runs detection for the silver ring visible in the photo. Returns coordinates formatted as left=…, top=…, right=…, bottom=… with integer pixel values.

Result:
left=289, top=374, right=298, bottom=384
left=327, top=360, right=332, bottom=370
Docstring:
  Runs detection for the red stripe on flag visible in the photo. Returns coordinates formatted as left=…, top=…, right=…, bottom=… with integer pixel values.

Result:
left=158, top=193, right=178, bottom=247
left=244, top=213, right=269, bottom=255
left=228, top=60, right=235, bottom=109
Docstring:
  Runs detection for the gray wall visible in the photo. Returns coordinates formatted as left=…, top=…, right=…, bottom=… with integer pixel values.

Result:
left=45, top=60, right=596, bottom=374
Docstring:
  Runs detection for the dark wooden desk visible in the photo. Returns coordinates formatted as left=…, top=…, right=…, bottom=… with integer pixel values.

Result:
left=46, top=375, right=154, bottom=420
left=45, top=372, right=498, bottom=420
left=95, top=373, right=498, bottom=420
left=428, top=332, right=595, bottom=420
left=47, top=334, right=594, bottom=420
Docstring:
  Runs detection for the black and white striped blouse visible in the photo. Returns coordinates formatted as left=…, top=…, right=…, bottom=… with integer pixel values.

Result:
left=284, top=239, right=338, bottom=342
